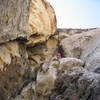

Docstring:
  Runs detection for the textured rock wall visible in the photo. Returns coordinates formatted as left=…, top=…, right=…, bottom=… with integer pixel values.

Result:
left=0, top=0, right=100, bottom=100
left=0, top=0, right=57, bottom=45
left=27, top=0, right=57, bottom=46
left=0, top=0, right=57, bottom=100
left=61, top=29, right=100, bottom=72
left=0, top=41, right=31, bottom=100
left=0, top=0, right=31, bottom=43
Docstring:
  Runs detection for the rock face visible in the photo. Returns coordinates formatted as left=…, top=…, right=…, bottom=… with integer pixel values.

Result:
left=0, top=0, right=56, bottom=100
left=36, top=64, right=57, bottom=98
left=61, top=28, right=100, bottom=72
left=59, top=58, right=84, bottom=71
left=29, top=0, right=56, bottom=36
left=0, top=0, right=57, bottom=45
left=54, top=28, right=100, bottom=100
left=49, top=67, right=100, bottom=100
left=0, top=0, right=100, bottom=100
left=0, top=41, right=31, bottom=100
left=0, top=0, right=30, bottom=43
left=27, top=0, right=57, bottom=46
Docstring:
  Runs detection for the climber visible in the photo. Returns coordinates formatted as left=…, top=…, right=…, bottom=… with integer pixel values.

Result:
left=56, top=52, right=62, bottom=59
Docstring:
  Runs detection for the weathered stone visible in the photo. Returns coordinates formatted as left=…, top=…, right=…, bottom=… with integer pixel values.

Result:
left=27, top=0, right=57, bottom=46
left=1, top=0, right=100, bottom=100
left=0, top=0, right=57, bottom=45
left=61, top=29, right=100, bottom=72
left=59, top=57, right=84, bottom=71
left=0, top=41, right=31, bottom=100
left=54, top=33, right=70, bottom=41
left=20, top=82, right=35, bottom=100
left=49, top=67, right=100, bottom=100
left=14, top=82, right=36, bottom=100
left=0, top=0, right=30, bottom=43
left=27, top=37, right=58, bottom=66
left=29, top=0, right=56, bottom=36
left=36, top=63, right=57, bottom=98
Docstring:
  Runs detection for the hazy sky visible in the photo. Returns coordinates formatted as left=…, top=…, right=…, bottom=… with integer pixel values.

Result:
left=48, top=0, right=100, bottom=28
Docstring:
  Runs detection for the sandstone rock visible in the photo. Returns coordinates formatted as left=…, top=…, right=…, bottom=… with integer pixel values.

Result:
left=46, top=37, right=58, bottom=61
left=54, top=33, right=70, bottom=41
left=20, top=82, right=35, bottom=100
left=27, top=0, right=57, bottom=46
left=0, top=41, right=31, bottom=100
left=50, top=60, right=60, bottom=69
left=0, top=0, right=57, bottom=100
left=1, top=0, right=100, bottom=100
left=61, top=28, right=100, bottom=58
left=27, top=42, right=47, bottom=65
left=61, top=29, right=100, bottom=72
left=0, top=0, right=30, bottom=43
left=49, top=67, right=100, bottom=100
left=46, top=37, right=58, bottom=50
left=14, top=83, right=35, bottom=100
left=0, top=0, right=56, bottom=45
left=59, top=57, right=84, bottom=71
left=36, top=63, right=57, bottom=98
left=29, top=0, right=56, bottom=36
left=27, top=37, right=58, bottom=66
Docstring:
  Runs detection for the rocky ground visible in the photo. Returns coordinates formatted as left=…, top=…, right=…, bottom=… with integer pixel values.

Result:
left=0, top=0, right=100, bottom=100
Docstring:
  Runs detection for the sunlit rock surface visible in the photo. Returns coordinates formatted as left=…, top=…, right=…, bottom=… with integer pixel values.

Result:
left=0, top=41, right=30, bottom=100
left=0, top=0, right=56, bottom=46
left=0, top=0, right=100, bottom=100
left=35, top=62, right=57, bottom=100
left=27, top=0, right=57, bottom=46
left=61, top=28, right=100, bottom=72
left=59, top=57, right=84, bottom=71
left=49, top=67, right=100, bottom=100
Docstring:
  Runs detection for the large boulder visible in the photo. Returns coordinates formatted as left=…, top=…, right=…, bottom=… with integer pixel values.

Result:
left=59, top=57, right=84, bottom=71
left=26, top=0, right=57, bottom=46
left=49, top=67, right=100, bottom=100
left=14, top=82, right=36, bottom=100
left=36, top=62, right=57, bottom=100
left=0, top=0, right=57, bottom=45
left=0, top=0, right=57, bottom=100
left=61, top=28, right=100, bottom=72
left=0, top=41, right=31, bottom=100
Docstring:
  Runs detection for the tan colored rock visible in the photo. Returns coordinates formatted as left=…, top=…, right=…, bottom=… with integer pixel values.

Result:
left=27, top=0, right=57, bottom=46
left=54, top=33, right=70, bottom=41
left=0, top=41, right=30, bottom=100
left=59, top=58, right=84, bottom=71
left=0, top=0, right=57, bottom=100
left=27, top=42, right=47, bottom=65
left=27, top=36, right=58, bottom=65
left=0, top=0, right=30, bottom=43
left=0, top=0, right=56, bottom=46
left=61, top=28, right=100, bottom=72
left=46, top=37, right=58, bottom=49
left=61, top=28, right=100, bottom=58
left=20, top=83, right=35, bottom=100
left=29, top=0, right=56, bottom=36
left=27, top=35, right=46, bottom=46
left=36, top=63, right=57, bottom=97
left=45, top=37, right=58, bottom=61
left=14, top=82, right=36, bottom=100
left=0, top=41, right=21, bottom=71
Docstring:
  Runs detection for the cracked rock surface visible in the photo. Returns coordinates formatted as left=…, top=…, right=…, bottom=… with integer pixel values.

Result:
left=0, top=0, right=100, bottom=100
